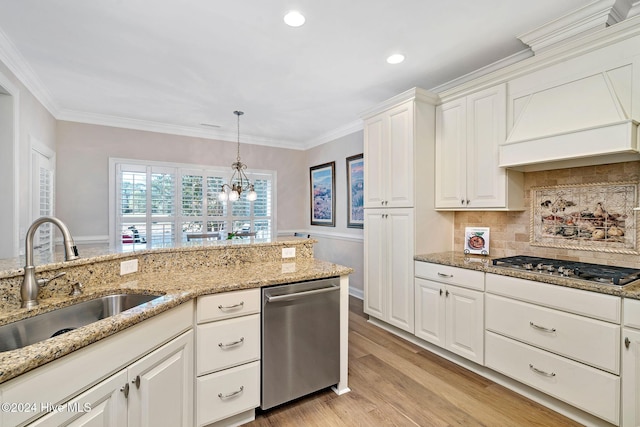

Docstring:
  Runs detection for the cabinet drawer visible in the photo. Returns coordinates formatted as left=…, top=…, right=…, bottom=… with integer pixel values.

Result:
left=486, top=294, right=620, bottom=374
left=486, top=331, right=619, bottom=425
left=196, top=361, right=260, bottom=426
left=624, top=298, right=640, bottom=328
left=197, top=314, right=260, bottom=375
left=197, top=288, right=260, bottom=323
left=486, top=273, right=621, bottom=323
left=415, top=261, right=484, bottom=291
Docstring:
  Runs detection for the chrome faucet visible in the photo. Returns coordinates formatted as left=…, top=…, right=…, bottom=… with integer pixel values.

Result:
left=21, top=216, right=80, bottom=309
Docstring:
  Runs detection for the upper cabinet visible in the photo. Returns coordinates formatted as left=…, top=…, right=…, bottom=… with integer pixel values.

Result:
left=435, top=84, right=524, bottom=210
left=363, top=100, right=415, bottom=208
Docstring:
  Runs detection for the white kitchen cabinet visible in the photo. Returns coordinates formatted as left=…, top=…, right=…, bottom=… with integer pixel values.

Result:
left=127, top=331, right=193, bottom=427
left=1, top=302, right=193, bottom=427
left=435, top=83, right=524, bottom=210
left=364, top=208, right=415, bottom=333
left=363, top=99, right=414, bottom=208
left=195, top=289, right=261, bottom=427
left=622, top=298, right=640, bottom=427
left=414, top=267, right=484, bottom=365
left=362, top=88, right=454, bottom=335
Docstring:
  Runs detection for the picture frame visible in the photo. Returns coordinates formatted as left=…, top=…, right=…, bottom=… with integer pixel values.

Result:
left=346, top=154, right=364, bottom=228
left=310, top=161, right=336, bottom=226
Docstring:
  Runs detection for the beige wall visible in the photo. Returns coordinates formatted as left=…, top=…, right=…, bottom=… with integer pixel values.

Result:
left=454, top=161, right=640, bottom=268
left=55, top=121, right=307, bottom=239
left=305, top=131, right=364, bottom=295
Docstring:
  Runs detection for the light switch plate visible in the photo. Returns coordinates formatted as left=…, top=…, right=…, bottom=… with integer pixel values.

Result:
left=120, top=259, right=138, bottom=275
left=282, top=247, right=296, bottom=258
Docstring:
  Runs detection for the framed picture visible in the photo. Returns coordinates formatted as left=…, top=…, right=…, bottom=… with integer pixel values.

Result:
left=346, top=154, right=364, bottom=228
left=464, top=227, right=490, bottom=255
left=310, top=161, right=336, bottom=226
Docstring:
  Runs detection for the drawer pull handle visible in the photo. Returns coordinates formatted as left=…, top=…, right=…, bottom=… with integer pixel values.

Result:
left=437, top=272, right=453, bottom=278
left=219, top=337, right=245, bottom=349
left=218, top=386, right=244, bottom=400
left=529, top=321, right=556, bottom=333
left=218, top=301, right=244, bottom=311
left=529, top=364, right=556, bottom=378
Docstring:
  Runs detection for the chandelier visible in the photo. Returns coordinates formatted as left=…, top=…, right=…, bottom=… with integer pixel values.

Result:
left=218, top=110, right=257, bottom=202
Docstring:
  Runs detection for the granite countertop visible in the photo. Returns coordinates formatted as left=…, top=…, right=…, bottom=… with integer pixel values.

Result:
left=0, top=258, right=352, bottom=384
left=415, top=251, right=640, bottom=299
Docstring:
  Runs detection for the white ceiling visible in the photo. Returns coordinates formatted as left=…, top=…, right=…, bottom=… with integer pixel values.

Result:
left=0, top=0, right=602, bottom=149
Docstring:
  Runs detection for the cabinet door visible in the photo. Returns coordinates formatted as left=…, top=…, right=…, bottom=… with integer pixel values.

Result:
left=364, top=209, right=386, bottom=319
left=445, top=285, right=484, bottom=364
left=415, top=277, right=445, bottom=347
left=128, top=331, right=193, bottom=427
left=466, top=84, right=507, bottom=208
left=27, top=370, right=127, bottom=427
left=435, top=98, right=467, bottom=208
left=386, top=101, right=414, bottom=208
left=387, top=209, right=415, bottom=333
left=364, top=115, right=386, bottom=207
left=623, top=328, right=640, bottom=427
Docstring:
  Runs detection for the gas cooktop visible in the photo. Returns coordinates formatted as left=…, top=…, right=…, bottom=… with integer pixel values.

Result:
left=491, top=255, right=640, bottom=286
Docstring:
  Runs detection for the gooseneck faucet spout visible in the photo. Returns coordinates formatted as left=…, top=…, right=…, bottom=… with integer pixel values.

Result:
left=21, top=216, right=80, bottom=309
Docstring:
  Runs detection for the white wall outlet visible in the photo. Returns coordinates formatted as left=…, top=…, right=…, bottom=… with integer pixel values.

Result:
left=282, top=247, right=296, bottom=258
left=281, top=262, right=296, bottom=273
left=120, top=259, right=138, bottom=275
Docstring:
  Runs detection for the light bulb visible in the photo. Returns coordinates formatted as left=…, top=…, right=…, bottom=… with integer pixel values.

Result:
left=228, top=190, right=240, bottom=201
left=246, top=190, right=258, bottom=201
left=218, top=191, right=228, bottom=202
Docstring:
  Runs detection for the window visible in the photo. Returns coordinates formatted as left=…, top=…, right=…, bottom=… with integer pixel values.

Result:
left=110, top=159, right=275, bottom=249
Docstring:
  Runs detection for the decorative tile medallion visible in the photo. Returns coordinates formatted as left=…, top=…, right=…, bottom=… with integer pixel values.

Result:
left=531, top=181, right=638, bottom=254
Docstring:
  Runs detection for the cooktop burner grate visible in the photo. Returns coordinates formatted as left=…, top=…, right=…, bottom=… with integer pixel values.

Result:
left=491, top=255, right=640, bottom=286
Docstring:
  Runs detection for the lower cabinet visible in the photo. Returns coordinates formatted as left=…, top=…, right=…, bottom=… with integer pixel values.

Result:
left=28, top=331, right=194, bottom=427
left=196, top=289, right=261, bottom=427
left=623, top=298, right=640, bottom=427
left=415, top=277, right=484, bottom=364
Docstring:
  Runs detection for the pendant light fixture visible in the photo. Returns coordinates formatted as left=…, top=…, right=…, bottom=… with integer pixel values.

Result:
left=218, top=110, right=258, bottom=202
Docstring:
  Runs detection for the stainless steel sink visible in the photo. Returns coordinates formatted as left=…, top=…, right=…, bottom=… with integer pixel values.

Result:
left=0, top=293, right=163, bottom=352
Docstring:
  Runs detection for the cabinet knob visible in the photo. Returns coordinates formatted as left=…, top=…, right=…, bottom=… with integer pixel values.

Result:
left=460, top=199, right=464, bottom=205
left=439, top=289, right=443, bottom=296
left=445, top=290, right=449, bottom=297
left=132, top=375, right=141, bottom=389
left=121, top=383, right=130, bottom=398
left=466, top=199, right=470, bottom=205
left=626, top=337, right=631, bottom=349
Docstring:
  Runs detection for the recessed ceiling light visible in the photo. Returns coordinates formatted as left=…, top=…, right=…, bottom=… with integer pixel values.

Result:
left=387, top=54, right=405, bottom=64
left=284, top=11, right=305, bottom=27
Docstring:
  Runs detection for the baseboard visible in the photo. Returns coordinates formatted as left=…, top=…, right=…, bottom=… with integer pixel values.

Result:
left=366, top=317, right=615, bottom=427
left=349, top=287, right=363, bottom=300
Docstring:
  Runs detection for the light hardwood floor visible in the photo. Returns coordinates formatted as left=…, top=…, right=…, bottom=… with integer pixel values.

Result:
left=247, top=297, right=582, bottom=426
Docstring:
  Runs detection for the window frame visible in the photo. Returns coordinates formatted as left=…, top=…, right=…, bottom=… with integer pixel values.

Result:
left=109, top=157, right=277, bottom=249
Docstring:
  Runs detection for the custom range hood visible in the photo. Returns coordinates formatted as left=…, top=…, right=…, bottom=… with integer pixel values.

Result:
left=498, top=0, right=640, bottom=171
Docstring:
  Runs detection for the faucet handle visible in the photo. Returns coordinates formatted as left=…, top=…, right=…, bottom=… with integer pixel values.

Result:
left=69, top=282, right=84, bottom=296
left=37, top=271, right=67, bottom=287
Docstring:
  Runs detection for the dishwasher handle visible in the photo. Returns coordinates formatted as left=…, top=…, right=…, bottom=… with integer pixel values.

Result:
left=265, top=284, right=339, bottom=303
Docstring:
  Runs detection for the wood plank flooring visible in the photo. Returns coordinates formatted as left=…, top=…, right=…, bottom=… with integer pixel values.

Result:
left=246, top=297, right=582, bottom=427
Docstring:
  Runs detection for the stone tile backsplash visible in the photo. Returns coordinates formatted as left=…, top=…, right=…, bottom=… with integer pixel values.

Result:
left=454, top=161, right=640, bottom=268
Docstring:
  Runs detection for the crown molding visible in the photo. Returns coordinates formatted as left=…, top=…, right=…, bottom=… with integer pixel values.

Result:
left=359, top=87, right=438, bottom=119
left=518, top=0, right=633, bottom=54
left=0, top=27, right=59, bottom=116
left=56, top=109, right=305, bottom=150
left=304, top=119, right=363, bottom=149
left=435, top=13, right=640, bottom=103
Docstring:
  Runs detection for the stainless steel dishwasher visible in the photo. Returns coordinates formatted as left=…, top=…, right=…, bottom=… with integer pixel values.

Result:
left=261, top=276, right=340, bottom=410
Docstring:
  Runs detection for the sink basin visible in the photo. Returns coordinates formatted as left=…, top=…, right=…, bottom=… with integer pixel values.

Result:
left=0, top=293, right=163, bottom=352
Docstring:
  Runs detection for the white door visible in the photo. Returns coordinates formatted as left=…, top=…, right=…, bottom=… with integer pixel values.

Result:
left=128, top=331, right=193, bottom=427
left=415, top=277, right=445, bottom=347
left=387, top=209, right=415, bottom=333
left=31, top=144, right=55, bottom=258
left=363, top=209, right=386, bottom=319
left=445, top=285, right=484, bottom=364
left=466, top=84, right=507, bottom=208
left=623, top=328, right=640, bottom=427
left=435, top=98, right=467, bottom=208
left=27, top=370, right=128, bottom=427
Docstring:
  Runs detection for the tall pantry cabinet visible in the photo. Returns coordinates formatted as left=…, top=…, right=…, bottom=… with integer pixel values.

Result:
left=362, top=88, right=454, bottom=333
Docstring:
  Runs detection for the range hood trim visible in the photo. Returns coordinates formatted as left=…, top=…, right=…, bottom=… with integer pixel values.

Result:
left=499, top=119, right=639, bottom=169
